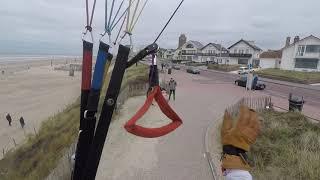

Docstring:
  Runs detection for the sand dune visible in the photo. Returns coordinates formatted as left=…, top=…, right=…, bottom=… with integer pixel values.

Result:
left=0, top=60, right=81, bottom=158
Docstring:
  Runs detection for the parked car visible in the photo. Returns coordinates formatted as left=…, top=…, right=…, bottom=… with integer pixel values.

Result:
left=172, top=65, right=181, bottom=70
left=186, top=67, right=200, bottom=74
left=237, top=67, right=249, bottom=75
left=234, top=76, right=266, bottom=90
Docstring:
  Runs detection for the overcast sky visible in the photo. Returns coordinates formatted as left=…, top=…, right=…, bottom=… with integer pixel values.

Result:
left=1, top=0, right=319, bottom=55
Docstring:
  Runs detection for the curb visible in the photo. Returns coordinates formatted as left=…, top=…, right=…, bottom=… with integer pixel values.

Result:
left=204, top=117, right=223, bottom=180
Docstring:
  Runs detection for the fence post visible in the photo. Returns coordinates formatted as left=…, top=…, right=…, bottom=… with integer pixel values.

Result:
left=12, top=138, right=17, bottom=147
left=33, top=126, right=37, bottom=136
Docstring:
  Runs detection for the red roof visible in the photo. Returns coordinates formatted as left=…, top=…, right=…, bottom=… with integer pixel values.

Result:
left=259, top=50, right=282, bottom=59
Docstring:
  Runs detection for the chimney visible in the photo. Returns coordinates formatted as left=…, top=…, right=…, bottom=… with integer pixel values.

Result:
left=285, top=37, right=290, bottom=47
left=294, top=36, right=300, bottom=43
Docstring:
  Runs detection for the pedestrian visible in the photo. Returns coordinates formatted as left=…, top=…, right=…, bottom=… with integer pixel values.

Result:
left=161, top=63, right=164, bottom=70
left=252, top=73, right=259, bottom=90
left=246, top=71, right=253, bottom=91
left=168, top=78, right=177, bottom=101
left=6, top=113, right=12, bottom=126
left=19, top=116, right=25, bottom=128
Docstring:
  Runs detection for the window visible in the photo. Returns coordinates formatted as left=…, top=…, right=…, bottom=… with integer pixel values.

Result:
left=238, top=58, right=249, bottom=65
left=253, top=59, right=260, bottom=68
left=306, top=45, right=320, bottom=53
left=295, top=58, right=319, bottom=69
left=239, top=50, right=244, bottom=54
left=297, top=45, right=305, bottom=56
left=207, top=50, right=215, bottom=54
left=186, top=44, right=194, bottom=48
left=246, top=49, right=249, bottom=54
left=234, top=49, right=237, bottom=53
left=193, top=55, right=198, bottom=60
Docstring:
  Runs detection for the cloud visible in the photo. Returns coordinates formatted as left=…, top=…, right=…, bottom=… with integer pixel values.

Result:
left=0, top=0, right=320, bottom=54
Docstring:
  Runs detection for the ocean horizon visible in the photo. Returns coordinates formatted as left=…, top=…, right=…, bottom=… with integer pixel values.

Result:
left=0, top=54, right=82, bottom=63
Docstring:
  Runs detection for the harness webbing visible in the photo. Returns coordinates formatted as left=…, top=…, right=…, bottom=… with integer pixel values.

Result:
left=124, top=86, right=182, bottom=138
left=73, top=42, right=112, bottom=180
left=80, top=43, right=158, bottom=180
left=124, top=54, right=182, bottom=138
left=81, top=45, right=130, bottom=180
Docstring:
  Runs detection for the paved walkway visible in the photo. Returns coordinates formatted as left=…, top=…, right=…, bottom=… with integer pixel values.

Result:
left=96, top=68, right=250, bottom=179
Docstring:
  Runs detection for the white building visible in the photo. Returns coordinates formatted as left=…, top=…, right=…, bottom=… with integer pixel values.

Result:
left=173, top=41, right=229, bottom=63
left=163, top=49, right=175, bottom=59
left=281, top=35, right=320, bottom=72
left=259, top=50, right=282, bottom=69
left=176, top=40, right=204, bottom=62
left=200, top=43, right=228, bottom=63
left=227, top=39, right=262, bottom=67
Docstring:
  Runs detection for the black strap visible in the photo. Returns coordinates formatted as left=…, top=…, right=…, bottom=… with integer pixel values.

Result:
left=126, top=43, right=158, bottom=68
left=73, top=42, right=111, bottom=180
left=81, top=45, right=130, bottom=180
left=149, top=65, right=159, bottom=88
left=222, top=145, right=248, bottom=162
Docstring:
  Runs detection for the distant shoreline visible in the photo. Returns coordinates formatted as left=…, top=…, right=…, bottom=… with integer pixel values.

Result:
left=0, top=55, right=81, bottom=63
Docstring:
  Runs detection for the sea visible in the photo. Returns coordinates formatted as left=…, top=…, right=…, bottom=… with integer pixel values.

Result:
left=0, top=54, right=81, bottom=63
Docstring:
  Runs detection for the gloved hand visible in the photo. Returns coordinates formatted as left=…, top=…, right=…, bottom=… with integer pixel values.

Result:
left=221, top=105, right=260, bottom=171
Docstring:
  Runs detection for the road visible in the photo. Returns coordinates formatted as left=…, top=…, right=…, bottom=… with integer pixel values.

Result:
left=197, top=68, right=320, bottom=108
left=175, top=66, right=319, bottom=120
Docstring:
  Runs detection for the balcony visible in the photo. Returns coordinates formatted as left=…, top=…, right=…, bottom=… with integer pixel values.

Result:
left=295, top=52, right=320, bottom=58
left=201, top=53, right=218, bottom=56
left=229, top=53, right=252, bottom=58
left=180, top=52, right=199, bottom=55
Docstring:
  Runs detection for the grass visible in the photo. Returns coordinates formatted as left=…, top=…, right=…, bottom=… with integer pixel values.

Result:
left=257, top=68, right=320, bottom=84
left=207, top=64, right=241, bottom=72
left=249, top=110, right=320, bottom=180
left=0, top=63, right=149, bottom=180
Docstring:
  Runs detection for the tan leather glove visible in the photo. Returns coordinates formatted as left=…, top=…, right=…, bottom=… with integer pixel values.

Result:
left=221, top=105, right=260, bottom=171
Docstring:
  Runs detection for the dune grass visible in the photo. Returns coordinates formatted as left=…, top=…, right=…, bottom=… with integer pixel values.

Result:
left=0, top=63, right=149, bottom=180
left=249, top=110, right=320, bottom=180
left=207, top=64, right=241, bottom=72
left=257, top=68, right=320, bottom=84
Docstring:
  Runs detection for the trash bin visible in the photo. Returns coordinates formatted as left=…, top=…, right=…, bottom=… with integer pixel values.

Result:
left=168, top=68, right=172, bottom=74
left=288, top=93, right=304, bottom=112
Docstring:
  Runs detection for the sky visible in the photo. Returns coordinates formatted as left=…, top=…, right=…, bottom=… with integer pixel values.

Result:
left=0, top=0, right=320, bottom=55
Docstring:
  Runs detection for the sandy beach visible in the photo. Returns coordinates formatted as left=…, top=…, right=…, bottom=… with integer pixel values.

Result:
left=0, top=59, right=81, bottom=157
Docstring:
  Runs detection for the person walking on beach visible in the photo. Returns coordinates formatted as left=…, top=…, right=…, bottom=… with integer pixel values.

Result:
left=6, top=113, right=12, bottom=126
left=19, top=116, right=25, bottom=128
left=168, top=78, right=177, bottom=101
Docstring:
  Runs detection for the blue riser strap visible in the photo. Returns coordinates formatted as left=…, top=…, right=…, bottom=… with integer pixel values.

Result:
left=92, top=42, right=110, bottom=90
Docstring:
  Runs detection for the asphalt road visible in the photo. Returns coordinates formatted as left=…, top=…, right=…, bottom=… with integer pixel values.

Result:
left=196, top=69, right=320, bottom=108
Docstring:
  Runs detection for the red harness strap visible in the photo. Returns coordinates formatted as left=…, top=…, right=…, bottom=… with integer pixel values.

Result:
left=124, top=86, right=182, bottom=138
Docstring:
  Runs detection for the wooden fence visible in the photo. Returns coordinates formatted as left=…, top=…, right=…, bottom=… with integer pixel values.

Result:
left=226, top=96, right=272, bottom=117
